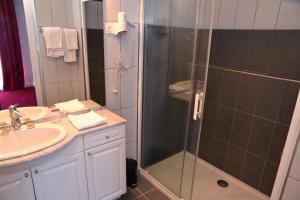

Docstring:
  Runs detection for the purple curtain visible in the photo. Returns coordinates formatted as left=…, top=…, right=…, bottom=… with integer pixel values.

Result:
left=0, top=0, right=24, bottom=91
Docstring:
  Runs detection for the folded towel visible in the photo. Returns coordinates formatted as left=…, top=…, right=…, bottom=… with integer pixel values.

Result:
left=55, top=99, right=86, bottom=113
left=64, top=50, right=77, bottom=63
left=63, top=28, right=78, bottom=62
left=68, top=111, right=107, bottom=130
left=63, top=28, right=78, bottom=50
left=43, top=27, right=64, bottom=57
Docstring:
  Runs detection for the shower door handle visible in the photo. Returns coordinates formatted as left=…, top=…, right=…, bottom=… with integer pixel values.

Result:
left=193, top=93, right=204, bottom=120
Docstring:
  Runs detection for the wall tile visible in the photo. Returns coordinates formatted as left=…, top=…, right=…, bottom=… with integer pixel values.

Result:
left=210, top=138, right=227, bottom=169
left=59, top=82, right=73, bottom=101
left=202, top=101, right=219, bottom=134
left=121, top=0, right=139, bottom=23
left=44, top=83, right=60, bottom=105
left=121, top=25, right=139, bottom=68
left=198, top=133, right=214, bottom=162
left=212, top=0, right=221, bottom=29
left=277, top=82, right=300, bottom=125
left=230, top=30, right=252, bottom=70
left=51, top=0, right=68, bottom=27
left=121, top=67, right=137, bottom=108
left=224, top=145, right=245, bottom=179
left=254, top=0, right=281, bottom=29
left=213, top=30, right=233, bottom=67
left=42, top=57, right=58, bottom=84
left=34, top=0, right=53, bottom=26
left=126, top=140, right=137, bottom=160
left=230, top=111, right=253, bottom=149
left=105, top=68, right=121, bottom=110
left=57, top=61, right=72, bottom=83
left=276, top=0, right=300, bottom=30
left=214, top=106, right=234, bottom=141
left=219, top=70, right=240, bottom=107
left=66, top=0, right=81, bottom=28
left=121, top=106, right=137, bottom=143
left=248, top=117, right=274, bottom=158
left=234, top=0, right=257, bottom=29
left=206, top=67, right=223, bottom=102
left=218, top=0, right=238, bottom=29
left=178, top=0, right=197, bottom=29
left=282, top=178, right=300, bottom=200
left=267, top=31, right=296, bottom=79
left=104, top=34, right=118, bottom=69
left=241, top=153, right=264, bottom=189
left=268, top=124, right=288, bottom=164
left=255, top=78, right=285, bottom=120
left=103, top=0, right=120, bottom=22
left=247, top=30, right=272, bottom=73
left=236, top=74, right=261, bottom=113
left=85, top=1, right=100, bottom=29
left=260, top=162, right=278, bottom=196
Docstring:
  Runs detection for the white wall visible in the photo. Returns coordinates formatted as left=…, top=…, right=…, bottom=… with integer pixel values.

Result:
left=103, top=0, right=139, bottom=160
left=14, top=0, right=34, bottom=87
left=213, top=0, right=300, bottom=30
left=34, top=0, right=85, bottom=105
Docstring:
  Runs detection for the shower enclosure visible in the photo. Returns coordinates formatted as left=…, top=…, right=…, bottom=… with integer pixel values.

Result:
left=140, top=0, right=300, bottom=200
left=140, top=0, right=214, bottom=199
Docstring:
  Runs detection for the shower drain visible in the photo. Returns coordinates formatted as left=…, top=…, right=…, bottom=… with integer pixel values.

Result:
left=217, top=180, right=229, bottom=188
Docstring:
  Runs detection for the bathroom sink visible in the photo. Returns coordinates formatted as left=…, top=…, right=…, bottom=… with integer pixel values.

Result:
left=0, top=107, right=49, bottom=123
left=0, top=123, right=67, bottom=161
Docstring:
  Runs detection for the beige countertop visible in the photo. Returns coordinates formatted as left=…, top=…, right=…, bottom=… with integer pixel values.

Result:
left=0, top=100, right=126, bottom=168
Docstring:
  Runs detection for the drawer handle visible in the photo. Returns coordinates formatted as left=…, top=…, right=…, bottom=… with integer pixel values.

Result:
left=24, top=173, right=29, bottom=178
left=87, top=152, right=92, bottom=156
left=105, top=135, right=110, bottom=139
left=34, top=169, right=38, bottom=174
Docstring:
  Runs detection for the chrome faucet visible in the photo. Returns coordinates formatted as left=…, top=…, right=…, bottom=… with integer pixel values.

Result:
left=9, top=105, right=25, bottom=130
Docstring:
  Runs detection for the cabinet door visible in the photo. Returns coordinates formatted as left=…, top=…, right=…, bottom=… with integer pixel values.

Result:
left=85, top=139, right=126, bottom=200
left=32, top=152, right=88, bottom=200
left=0, top=169, right=35, bottom=200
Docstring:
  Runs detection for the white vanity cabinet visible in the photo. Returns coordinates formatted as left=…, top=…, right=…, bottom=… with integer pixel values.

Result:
left=31, top=152, right=88, bottom=200
left=0, top=169, right=35, bottom=200
left=85, top=139, right=126, bottom=200
left=0, top=123, right=127, bottom=200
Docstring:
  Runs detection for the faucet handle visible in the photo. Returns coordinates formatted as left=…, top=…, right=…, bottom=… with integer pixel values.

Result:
left=13, top=110, right=25, bottom=118
left=9, top=105, right=24, bottom=117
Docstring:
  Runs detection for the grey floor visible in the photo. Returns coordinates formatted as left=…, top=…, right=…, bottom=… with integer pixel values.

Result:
left=118, top=174, right=169, bottom=200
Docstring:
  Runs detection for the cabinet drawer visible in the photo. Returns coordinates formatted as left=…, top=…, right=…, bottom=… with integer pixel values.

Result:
left=84, top=125, right=125, bottom=149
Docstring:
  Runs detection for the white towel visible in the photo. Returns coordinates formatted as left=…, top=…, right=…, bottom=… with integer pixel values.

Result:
left=63, top=28, right=78, bottom=62
left=42, top=27, right=64, bottom=57
left=55, top=99, right=86, bottom=113
left=68, top=111, right=107, bottom=130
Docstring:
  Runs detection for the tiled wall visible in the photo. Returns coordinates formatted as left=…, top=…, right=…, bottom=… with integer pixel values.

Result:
left=103, top=0, right=139, bottom=160
left=197, top=0, right=300, bottom=196
left=34, top=0, right=85, bottom=105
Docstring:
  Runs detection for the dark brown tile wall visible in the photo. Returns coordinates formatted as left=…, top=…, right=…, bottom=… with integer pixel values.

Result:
left=87, top=29, right=106, bottom=106
left=199, top=29, right=300, bottom=196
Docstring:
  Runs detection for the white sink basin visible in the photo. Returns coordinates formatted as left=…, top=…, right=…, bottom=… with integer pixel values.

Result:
left=0, top=123, right=67, bottom=161
left=0, top=107, right=49, bottom=123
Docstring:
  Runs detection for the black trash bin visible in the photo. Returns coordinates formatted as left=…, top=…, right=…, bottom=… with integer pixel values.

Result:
left=126, top=158, right=137, bottom=188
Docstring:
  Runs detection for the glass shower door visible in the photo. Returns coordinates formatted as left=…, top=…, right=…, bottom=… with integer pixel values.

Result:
left=140, top=0, right=214, bottom=199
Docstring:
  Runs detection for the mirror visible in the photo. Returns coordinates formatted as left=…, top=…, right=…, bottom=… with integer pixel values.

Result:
left=83, top=0, right=106, bottom=106
left=0, top=0, right=107, bottom=110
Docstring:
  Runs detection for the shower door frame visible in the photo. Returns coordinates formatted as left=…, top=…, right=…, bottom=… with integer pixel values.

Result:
left=136, top=0, right=213, bottom=199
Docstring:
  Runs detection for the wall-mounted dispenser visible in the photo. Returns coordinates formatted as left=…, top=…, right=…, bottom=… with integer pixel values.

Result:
left=104, top=12, right=135, bottom=94
left=105, top=12, right=127, bottom=35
